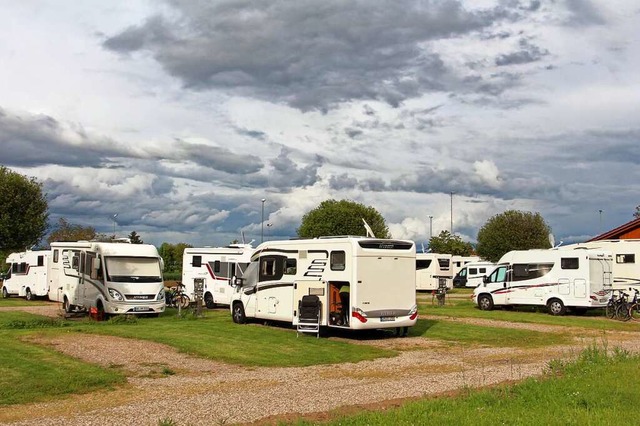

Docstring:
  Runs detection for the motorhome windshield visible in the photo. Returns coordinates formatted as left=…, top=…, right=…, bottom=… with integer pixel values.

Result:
left=105, top=257, right=162, bottom=283
left=240, top=262, right=259, bottom=287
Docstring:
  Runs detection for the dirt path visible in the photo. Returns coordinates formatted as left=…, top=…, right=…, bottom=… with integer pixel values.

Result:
left=1, top=307, right=639, bottom=426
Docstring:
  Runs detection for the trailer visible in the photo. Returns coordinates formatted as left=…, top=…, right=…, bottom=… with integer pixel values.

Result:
left=182, top=244, right=253, bottom=308
left=230, top=237, right=418, bottom=334
left=473, top=249, right=613, bottom=315
left=2, top=250, right=51, bottom=300
left=453, top=261, right=496, bottom=288
left=451, top=255, right=480, bottom=277
left=561, top=239, right=640, bottom=290
left=48, top=240, right=165, bottom=317
left=415, top=253, right=453, bottom=290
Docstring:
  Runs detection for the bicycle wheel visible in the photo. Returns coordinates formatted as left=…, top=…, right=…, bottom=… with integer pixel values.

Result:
left=605, top=302, right=617, bottom=319
left=630, top=303, right=640, bottom=321
left=178, top=294, right=190, bottom=309
left=616, top=303, right=631, bottom=321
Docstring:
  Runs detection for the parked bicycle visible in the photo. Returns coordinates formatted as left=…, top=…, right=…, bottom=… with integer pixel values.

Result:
left=623, top=288, right=640, bottom=321
left=165, top=283, right=190, bottom=309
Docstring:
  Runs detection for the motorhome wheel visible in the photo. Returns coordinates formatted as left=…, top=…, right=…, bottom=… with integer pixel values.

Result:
left=477, top=294, right=494, bottom=311
left=2, top=287, right=8, bottom=298
left=232, top=303, right=246, bottom=324
left=25, top=288, right=33, bottom=301
left=547, top=298, right=566, bottom=316
left=63, top=297, right=72, bottom=313
left=204, top=293, right=215, bottom=309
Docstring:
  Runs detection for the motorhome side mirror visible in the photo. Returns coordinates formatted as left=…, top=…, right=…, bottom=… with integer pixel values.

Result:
left=232, top=275, right=244, bottom=286
left=482, top=275, right=488, bottom=283
left=92, top=258, right=101, bottom=271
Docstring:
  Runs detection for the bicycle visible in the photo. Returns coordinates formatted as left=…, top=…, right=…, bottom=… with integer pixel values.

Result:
left=606, top=290, right=625, bottom=319
left=615, top=290, right=632, bottom=321
left=165, top=283, right=190, bottom=309
left=625, top=288, right=640, bottom=321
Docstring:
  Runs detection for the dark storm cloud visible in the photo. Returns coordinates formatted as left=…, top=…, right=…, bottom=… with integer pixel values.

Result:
left=260, top=147, right=323, bottom=189
left=166, top=139, right=263, bottom=174
left=495, top=38, right=549, bottom=66
left=565, top=0, right=606, bottom=25
left=102, top=0, right=530, bottom=111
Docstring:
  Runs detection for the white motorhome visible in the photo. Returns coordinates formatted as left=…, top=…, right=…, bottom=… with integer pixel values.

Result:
left=453, top=261, right=496, bottom=288
left=451, top=255, right=480, bottom=277
left=2, top=250, right=51, bottom=300
left=182, top=244, right=253, bottom=308
left=48, top=241, right=165, bottom=317
left=230, top=237, right=418, bottom=333
left=561, top=239, right=640, bottom=289
left=415, top=253, right=453, bottom=290
left=473, top=249, right=613, bottom=315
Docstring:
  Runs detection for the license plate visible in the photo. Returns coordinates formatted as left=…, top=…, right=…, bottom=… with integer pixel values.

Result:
left=133, top=307, right=149, bottom=312
left=380, top=316, right=395, bottom=322
left=600, top=298, right=608, bottom=303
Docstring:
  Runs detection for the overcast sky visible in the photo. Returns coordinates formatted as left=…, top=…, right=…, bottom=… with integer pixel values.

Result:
left=1, top=0, right=638, bottom=248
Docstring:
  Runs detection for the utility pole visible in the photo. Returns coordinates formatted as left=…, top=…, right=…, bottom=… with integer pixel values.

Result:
left=450, top=191, right=454, bottom=234
left=428, top=215, right=433, bottom=239
left=261, top=199, right=266, bottom=243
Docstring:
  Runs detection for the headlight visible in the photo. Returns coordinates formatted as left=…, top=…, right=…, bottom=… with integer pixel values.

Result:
left=157, top=288, right=165, bottom=301
left=108, top=288, right=124, bottom=301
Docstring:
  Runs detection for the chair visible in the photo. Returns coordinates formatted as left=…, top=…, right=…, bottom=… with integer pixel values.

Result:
left=297, top=295, right=321, bottom=338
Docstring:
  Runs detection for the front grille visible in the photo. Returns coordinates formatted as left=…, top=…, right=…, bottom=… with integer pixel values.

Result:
left=125, top=294, right=155, bottom=300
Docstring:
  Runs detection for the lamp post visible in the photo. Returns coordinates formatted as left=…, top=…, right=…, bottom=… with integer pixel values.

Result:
left=428, top=215, right=433, bottom=239
left=450, top=191, right=454, bottom=234
left=599, top=209, right=603, bottom=233
left=261, top=199, right=266, bottom=243
left=112, top=213, right=118, bottom=237
left=266, top=223, right=273, bottom=240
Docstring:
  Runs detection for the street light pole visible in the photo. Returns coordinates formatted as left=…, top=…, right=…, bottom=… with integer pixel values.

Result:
left=112, top=213, right=118, bottom=237
left=261, top=199, right=266, bottom=243
left=428, top=215, right=433, bottom=239
left=450, top=191, right=454, bottom=234
left=599, top=209, right=603, bottom=233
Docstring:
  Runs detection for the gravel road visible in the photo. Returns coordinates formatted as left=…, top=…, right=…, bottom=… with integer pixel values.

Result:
left=1, top=303, right=639, bottom=426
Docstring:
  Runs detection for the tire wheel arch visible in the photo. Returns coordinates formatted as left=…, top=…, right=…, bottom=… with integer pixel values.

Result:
left=232, top=302, right=247, bottom=324
left=477, top=293, right=494, bottom=311
left=547, top=298, right=566, bottom=316
left=25, top=288, right=33, bottom=301
left=204, top=292, right=216, bottom=309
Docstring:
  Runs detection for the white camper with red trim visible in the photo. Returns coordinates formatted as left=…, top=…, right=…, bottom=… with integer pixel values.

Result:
left=229, top=237, right=418, bottom=333
left=415, top=253, right=453, bottom=290
left=181, top=244, right=253, bottom=308
left=473, top=249, right=613, bottom=315
left=2, top=250, right=51, bottom=300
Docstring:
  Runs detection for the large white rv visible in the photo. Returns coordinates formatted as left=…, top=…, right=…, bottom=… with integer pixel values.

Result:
left=415, top=253, right=453, bottom=290
left=473, top=249, right=613, bottom=315
left=230, top=237, right=418, bottom=333
left=451, top=255, right=480, bottom=277
left=453, top=261, right=496, bottom=288
left=182, top=244, right=253, bottom=308
left=48, top=241, right=165, bottom=317
left=2, top=250, right=51, bottom=300
left=561, top=240, right=640, bottom=290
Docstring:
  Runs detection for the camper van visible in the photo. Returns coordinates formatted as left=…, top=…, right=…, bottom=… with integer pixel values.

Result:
left=48, top=241, right=165, bottom=316
left=473, top=249, right=613, bottom=315
left=182, top=244, right=253, bottom=308
left=451, top=255, right=480, bottom=277
left=230, top=237, right=418, bottom=333
left=415, top=253, right=453, bottom=290
left=2, top=250, right=51, bottom=300
left=453, top=261, right=496, bottom=288
left=561, top=240, right=640, bottom=289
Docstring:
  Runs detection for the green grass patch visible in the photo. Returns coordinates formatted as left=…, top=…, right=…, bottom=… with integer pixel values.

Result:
left=0, top=295, right=49, bottom=307
left=420, top=298, right=640, bottom=331
left=69, top=309, right=396, bottom=367
left=410, top=318, right=569, bottom=348
left=293, top=345, right=638, bottom=425
left=0, top=330, right=125, bottom=406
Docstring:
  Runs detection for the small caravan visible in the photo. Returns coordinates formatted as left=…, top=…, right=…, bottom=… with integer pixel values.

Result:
left=2, top=250, right=51, bottom=300
left=230, top=237, right=418, bottom=333
left=561, top=239, right=640, bottom=290
left=473, top=249, right=613, bottom=315
left=451, top=255, right=480, bottom=277
left=181, top=244, right=253, bottom=308
left=48, top=240, right=165, bottom=316
left=453, top=261, right=495, bottom=288
left=415, top=253, right=453, bottom=290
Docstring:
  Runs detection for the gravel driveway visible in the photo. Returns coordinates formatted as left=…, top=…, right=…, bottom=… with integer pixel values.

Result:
left=1, top=305, right=639, bottom=426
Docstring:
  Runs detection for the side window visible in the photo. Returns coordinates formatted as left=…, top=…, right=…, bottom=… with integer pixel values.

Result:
left=479, top=268, right=486, bottom=274
left=331, top=251, right=346, bottom=271
left=284, top=258, right=297, bottom=275
left=437, top=258, right=450, bottom=270
left=214, top=260, right=221, bottom=273
left=53, top=250, right=59, bottom=263
left=416, top=259, right=432, bottom=270
left=72, top=253, right=79, bottom=270
left=561, top=258, right=579, bottom=269
left=37, top=256, right=44, bottom=267
left=459, top=268, right=467, bottom=277
left=616, top=254, right=635, bottom=264
left=489, top=266, right=507, bottom=283
left=192, top=256, right=202, bottom=268
left=11, top=263, right=17, bottom=273
left=259, top=256, right=285, bottom=282
left=512, top=263, right=554, bottom=282
left=469, top=268, right=478, bottom=275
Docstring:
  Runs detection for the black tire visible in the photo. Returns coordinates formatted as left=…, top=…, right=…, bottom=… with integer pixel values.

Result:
left=616, top=303, right=631, bottom=321
left=97, top=302, right=110, bottom=321
left=477, top=294, right=494, bottom=311
left=25, top=288, right=33, bottom=301
left=232, top=302, right=246, bottom=324
left=2, top=286, right=8, bottom=299
left=547, top=298, right=566, bottom=316
left=63, top=297, right=73, bottom=313
left=630, top=304, right=640, bottom=321
left=606, top=302, right=617, bottom=319
left=204, top=292, right=216, bottom=309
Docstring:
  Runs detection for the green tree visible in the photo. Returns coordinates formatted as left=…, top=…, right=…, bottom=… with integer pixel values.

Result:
left=297, top=199, right=391, bottom=238
left=158, top=242, right=192, bottom=272
left=428, top=230, right=474, bottom=256
left=47, top=218, right=98, bottom=244
left=128, top=231, right=144, bottom=244
left=476, top=210, right=551, bottom=263
left=0, top=166, right=49, bottom=254
left=634, top=205, right=640, bottom=219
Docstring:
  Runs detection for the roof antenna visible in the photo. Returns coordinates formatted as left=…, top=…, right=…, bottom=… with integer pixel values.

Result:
left=362, top=218, right=376, bottom=238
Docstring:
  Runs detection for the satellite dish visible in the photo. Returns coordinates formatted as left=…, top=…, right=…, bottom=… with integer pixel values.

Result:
left=548, top=233, right=555, bottom=248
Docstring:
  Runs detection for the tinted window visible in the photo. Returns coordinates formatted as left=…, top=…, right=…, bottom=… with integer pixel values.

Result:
left=416, top=259, right=432, bottom=270
left=489, top=266, right=507, bottom=283
left=437, top=258, right=450, bottom=269
left=616, top=254, right=635, bottom=264
left=469, top=268, right=478, bottom=275
left=53, top=250, right=59, bottom=263
left=37, top=256, right=44, bottom=267
left=214, top=260, right=221, bottom=273
left=479, top=268, right=486, bottom=274
left=259, top=256, right=285, bottom=282
left=512, top=263, right=554, bottom=282
left=284, top=258, right=297, bottom=275
left=331, top=251, right=345, bottom=271
left=192, top=256, right=202, bottom=268
left=561, top=258, right=579, bottom=269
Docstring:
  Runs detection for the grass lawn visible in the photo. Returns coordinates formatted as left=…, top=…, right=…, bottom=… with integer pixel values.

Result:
left=0, top=312, right=125, bottom=406
left=294, top=345, right=638, bottom=425
left=419, top=297, right=640, bottom=332
left=0, top=295, right=49, bottom=307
